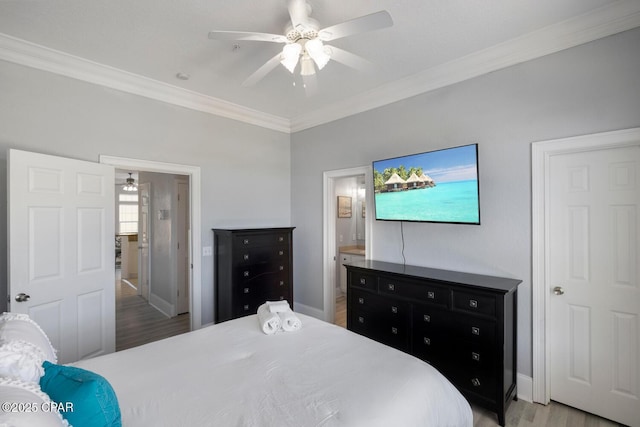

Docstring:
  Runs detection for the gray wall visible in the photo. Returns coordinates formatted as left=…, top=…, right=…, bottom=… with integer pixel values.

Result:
left=0, top=60, right=291, bottom=324
left=290, top=28, right=640, bottom=378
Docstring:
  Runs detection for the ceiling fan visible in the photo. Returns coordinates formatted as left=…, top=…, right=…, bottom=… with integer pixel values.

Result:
left=208, top=0, right=393, bottom=88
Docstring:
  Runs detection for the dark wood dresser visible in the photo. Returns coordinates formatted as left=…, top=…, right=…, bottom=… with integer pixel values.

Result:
left=213, top=227, right=294, bottom=323
left=345, top=260, right=520, bottom=426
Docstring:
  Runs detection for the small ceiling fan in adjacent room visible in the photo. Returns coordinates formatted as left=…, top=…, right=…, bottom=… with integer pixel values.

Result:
left=207, top=0, right=393, bottom=91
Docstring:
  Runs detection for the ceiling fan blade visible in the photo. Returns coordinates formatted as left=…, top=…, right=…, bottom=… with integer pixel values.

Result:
left=327, top=46, right=373, bottom=73
left=241, top=52, right=283, bottom=87
left=208, top=31, right=287, bottom=43
left=318, top=10, right=393, bottom=42
left=287, top=0, right=311, bottom=29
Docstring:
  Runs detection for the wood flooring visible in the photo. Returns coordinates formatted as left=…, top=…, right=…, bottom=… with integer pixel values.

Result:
left=115, top=276, right=190, bottom=351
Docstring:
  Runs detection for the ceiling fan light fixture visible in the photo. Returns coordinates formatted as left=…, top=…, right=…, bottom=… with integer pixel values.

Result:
left=300, top=55, right=316, bottom=76
left=123, top=173, right=138, bottom=192
left=305, top=38, right=331, bottom=70
left=280, top=43, right=302, bottom=73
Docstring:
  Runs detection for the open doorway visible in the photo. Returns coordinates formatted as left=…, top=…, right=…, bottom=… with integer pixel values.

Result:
left=323, top=166, right=373, bottom=325
left=114, top=170, right=191, bottom=351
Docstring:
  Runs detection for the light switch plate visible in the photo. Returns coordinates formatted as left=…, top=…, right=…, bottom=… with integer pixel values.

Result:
left=202, top=246, right=213, bottom=256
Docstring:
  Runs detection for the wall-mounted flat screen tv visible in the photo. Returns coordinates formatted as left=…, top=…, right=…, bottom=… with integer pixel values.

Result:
left=373, top=143, right=480, bottom=224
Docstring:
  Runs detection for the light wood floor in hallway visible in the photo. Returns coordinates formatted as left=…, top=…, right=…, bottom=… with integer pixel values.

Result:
left=116, top=275, right=190, bottom=351
left=333, top=293, right=624, bottom=427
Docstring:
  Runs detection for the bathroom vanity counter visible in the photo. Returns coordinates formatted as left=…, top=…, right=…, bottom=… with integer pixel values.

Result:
left=338, top=246, right=365, bottom=256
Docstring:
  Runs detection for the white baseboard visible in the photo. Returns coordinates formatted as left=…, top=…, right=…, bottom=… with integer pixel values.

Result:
left=149, top=293, right=173, bottom=318
left=517, top=373, right=534, bottom=403
left=293, top=302, right=324, bottom=320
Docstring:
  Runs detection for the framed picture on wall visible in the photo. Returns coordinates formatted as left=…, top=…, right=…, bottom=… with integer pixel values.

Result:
left=337, top=196, right=352, bottom=218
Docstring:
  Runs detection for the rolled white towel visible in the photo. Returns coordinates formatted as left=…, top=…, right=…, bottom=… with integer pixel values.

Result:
left=278, top=310, right=302, bottom=332
left=266, top=300, right=291, bottom=313
left=257, top=304, right=281, bottom=335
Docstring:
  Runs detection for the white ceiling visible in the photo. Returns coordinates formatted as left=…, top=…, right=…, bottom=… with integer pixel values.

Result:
left=1, top=0, right=639, bottom=132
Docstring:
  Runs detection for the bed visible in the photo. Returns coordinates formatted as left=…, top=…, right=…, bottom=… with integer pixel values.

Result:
left=1, top=312, right=472, bottom=426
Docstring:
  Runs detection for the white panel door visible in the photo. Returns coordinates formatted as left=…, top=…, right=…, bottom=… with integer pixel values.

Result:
left=8, top=149, right=115, bottom=364
left=138, top=182, right=150, bottom=301
left=176, top=180, right=190, bottom=315
left=549, top=144, right=639, bottom=426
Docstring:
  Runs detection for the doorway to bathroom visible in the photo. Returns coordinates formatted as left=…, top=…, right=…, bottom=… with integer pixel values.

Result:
left=322, top=166, right=373, bottom=326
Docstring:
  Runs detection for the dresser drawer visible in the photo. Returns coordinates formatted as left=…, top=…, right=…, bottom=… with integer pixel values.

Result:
left=412, top=304, right=451, bottom=337
left=234, top=246, right=289, bottom=267
left=378, top=276, right=448, bottom=307
left=350, top=289, right=410, bottom=322
left=453, top=290, right=496, bottom=318
left=451, top=367, right=498, bottom=403
left=452, top=316, right=497, bottom=347
left=349, top=270, right=377, bottom=291
left=350, top=309, right=410, bottom=352
left=233, top=232, right=289, bottom=248
left=411, top=329, right=449, bottom=365
left=236, top=263, right=289, bottom=283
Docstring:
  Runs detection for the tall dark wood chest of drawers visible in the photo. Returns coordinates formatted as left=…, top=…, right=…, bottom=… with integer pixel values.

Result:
left=345, top=260, right=520, bottom=426
left=213, top=227, right=294, bottom=323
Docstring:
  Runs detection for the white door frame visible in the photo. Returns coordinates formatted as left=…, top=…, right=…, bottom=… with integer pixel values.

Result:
left=323, top=166, right=373, bottom=322
left=531, top=127, right=640, bottom=403
left=100, top=155, right=202, bottom=330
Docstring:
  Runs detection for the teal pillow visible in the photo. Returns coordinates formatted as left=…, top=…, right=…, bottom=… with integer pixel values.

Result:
left=40, top=361, right=121, bottom=427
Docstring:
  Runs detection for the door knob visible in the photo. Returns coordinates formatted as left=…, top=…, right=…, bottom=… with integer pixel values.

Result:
left=553, top=286, right=565, bottom=295
left=15, top=293, right=31, bottom=302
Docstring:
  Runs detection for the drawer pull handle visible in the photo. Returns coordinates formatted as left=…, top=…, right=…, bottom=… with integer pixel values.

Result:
left=243, top=254, right=249, bottom=260
left=243, top=288, right=249, bottom=294
left=423, top=337, right=431, bottom=345
left=279, top=265, right=284, bottom=271
left=427, top=291, right=435, bottom=299
left=243, top=304, right=249, bottom=310
left=278, top=236, right=284, bottom=242
left=471, top=327, right=480, bottom=336
left=424, top=314, right=431, bottom=322
left=469, top=299, right=478, bottom=308
left=358, top=297, right=364, bottom=304
left=391, top=306, right=398, bottom=314
left=243, top=271, right=250, bottom=277
left=279, top=296, right=284, bottom=300
left=358, top=316, right=365, bottom=324
left=279, top=280, right=285, bottom=286
left=471, top=378, right=481, bottom=387
left=472, top=352, right=480, bottom=361
left=278, top=250, right=284, bottom=256
left=387, top=283, right=395, bottom=291
left=243, top=239, right=250, bottom=245
left=359, top=278, right=366, bottom=285
left=391, top=327, right=398, bottom=335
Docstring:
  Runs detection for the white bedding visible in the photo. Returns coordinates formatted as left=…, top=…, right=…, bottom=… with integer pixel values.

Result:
left=74, top=314, right=472, bottom=426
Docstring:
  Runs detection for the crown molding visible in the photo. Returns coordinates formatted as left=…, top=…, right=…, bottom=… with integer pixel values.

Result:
left=0, top=33, right=291, bottom=133
left=1, top=0, right=639, bottom=135
left=290, top=0, right=640, bottom=132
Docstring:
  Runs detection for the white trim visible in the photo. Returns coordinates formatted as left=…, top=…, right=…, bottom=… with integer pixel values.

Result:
left=531, top=127, right=640, bottom=404
left=0, top=33, right=289, bottom=134
left=1, top=1, right=639, bottom=133
left=293, top=302, right=324, bottom=320
left=517, top=374, right=534, bottom=403
left=149, top=292, right=173, bottom=318
left=99, top=155, right=203, bottom=331
left=292, top=1, right=640, bottom=132
left=322, top=166, right=373, bottom=322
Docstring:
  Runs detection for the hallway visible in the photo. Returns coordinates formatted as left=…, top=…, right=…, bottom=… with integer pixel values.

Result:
left=116, top=273, right=190, bottom=351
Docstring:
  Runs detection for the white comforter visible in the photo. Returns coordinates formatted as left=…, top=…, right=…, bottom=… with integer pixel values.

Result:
left=74, top=314, right=472, bottom=427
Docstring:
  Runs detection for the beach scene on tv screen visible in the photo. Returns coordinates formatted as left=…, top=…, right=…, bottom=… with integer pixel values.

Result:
left=373, top=144, right=480, bottom=223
